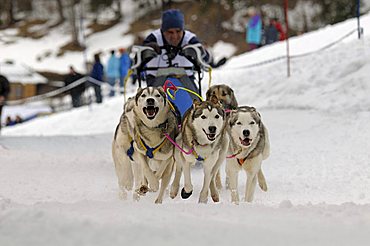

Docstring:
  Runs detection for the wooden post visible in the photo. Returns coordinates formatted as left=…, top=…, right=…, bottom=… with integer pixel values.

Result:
left=284, top=0, right=291, bottom=77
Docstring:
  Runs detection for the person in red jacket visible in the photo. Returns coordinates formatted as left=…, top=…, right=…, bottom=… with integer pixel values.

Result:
left=271, top=18, right=286, bottom=41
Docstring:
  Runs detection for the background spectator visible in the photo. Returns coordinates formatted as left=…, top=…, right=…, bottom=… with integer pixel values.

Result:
left=264, top=18, right=279, bottom=45
left=0, top=74, right=10, bottom=133
left=246, top=7, right=262, bottom=51
left=118, top=48, right=131, bottom=94
left=106, top=50, right=120, bottom=97
left=64, top=66, right=85, bottom=108
left=90, top=53, right=104, bottom=104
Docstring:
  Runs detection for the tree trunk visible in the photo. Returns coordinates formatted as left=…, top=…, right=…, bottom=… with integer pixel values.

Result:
left=114, top=0, right=122, bottom=20
left=4, top=0, right=15, bottom=27
left=69, top=0, right=81, bottom=47
left=56, top=0, right=65, bottom=23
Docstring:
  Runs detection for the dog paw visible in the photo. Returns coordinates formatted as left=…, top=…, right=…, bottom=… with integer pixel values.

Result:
left=170, top=186, right=179, bottom=199
left=118, top=189, right=127, bottom=200
left=198, top=197, right=208, bottom=204
left=154, top=198, right=163, bottom=204
left=133, top=192, right=140, bottom=201
left=136, top=185, right=149, bottom=195
left=211, top=194, right=219, bottom=203
left=181, top=187, right=193, bottom=199
left=259, top=181, right=268, bottom=192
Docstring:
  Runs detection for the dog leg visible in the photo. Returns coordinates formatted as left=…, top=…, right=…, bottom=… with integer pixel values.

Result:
left=135, top=153, right=159, bottom=192
left=155, top=160, right=174, bottom=204
left=257, top=169, right=268, bottom=192
left=228, top=168, right=239, bottom=204
left=245, top=172, right=257, bottom=202
left=181, top=161, right=193, bottom=199
left=215, top=170, right=222, bottom=190
left=209, top=174, right=219, bottom=203
left=199, top=163, right=213, bottom=203
left=112, top=142, right=134, bottom=197
left=170, top=160, right=182, bottom=199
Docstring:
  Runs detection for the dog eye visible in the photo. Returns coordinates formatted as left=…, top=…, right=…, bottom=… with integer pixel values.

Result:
left=141, top=94, right=147, bottom=98
left=155, top=94, right=161, bottom=98
left=201, top=115, right=206, bottom=119
left=215, top=115, right=220, bottom=119
left=250, top=121, right=255, bottom=125
left=222, top=92, right=227, bottom=96
left=237, top=122, right=242, bottom=125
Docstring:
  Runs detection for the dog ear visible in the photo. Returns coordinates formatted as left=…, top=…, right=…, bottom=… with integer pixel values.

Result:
left=135, top=88, right=144, bottom=105
left=157, top=86, right=167, bottom=106
left=228, top=110, right=238, bottom=127
left=193, top=99, right=201, bottom=107
left=205, top=87, right=212, bottom=101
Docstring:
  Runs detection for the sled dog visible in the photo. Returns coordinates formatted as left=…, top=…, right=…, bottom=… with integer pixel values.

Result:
left=112, top=87, right=178, bottom=203
left=206, top=84, right=238, bottom=189
left=170, top=96, right=229, bottom=203
left=206, top=84, right=238, bottom=112
left=226, top=106, right=270, bottom=203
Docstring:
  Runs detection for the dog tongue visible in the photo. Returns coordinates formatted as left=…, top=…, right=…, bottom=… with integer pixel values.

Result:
left=240, top=138, right=250, bottom=146
left=147, top=108, right=155, bottom=116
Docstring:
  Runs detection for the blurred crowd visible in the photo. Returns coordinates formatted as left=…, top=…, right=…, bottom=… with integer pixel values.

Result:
left=245, top=7, right=286, bottom=51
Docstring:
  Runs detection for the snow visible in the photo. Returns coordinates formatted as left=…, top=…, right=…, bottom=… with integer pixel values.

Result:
left=1, top=7, right=370, bottom=246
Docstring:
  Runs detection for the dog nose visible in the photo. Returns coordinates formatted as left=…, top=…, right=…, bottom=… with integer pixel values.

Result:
left=146, top=98, right=155, bottom=105
left=243, top=129, right=250, bottom=137
left=209, top=126, right=216, bottom=133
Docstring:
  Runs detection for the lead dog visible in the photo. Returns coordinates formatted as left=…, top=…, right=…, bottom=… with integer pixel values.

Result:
left=170, top=96, right=229, bottom=203
left=226, top=106, right=270, bottom=204
left=112, top=87, right=178, bottom=203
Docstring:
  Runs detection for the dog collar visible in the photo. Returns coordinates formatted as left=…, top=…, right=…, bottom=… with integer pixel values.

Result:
left=226, top=149, right=242, bottom=159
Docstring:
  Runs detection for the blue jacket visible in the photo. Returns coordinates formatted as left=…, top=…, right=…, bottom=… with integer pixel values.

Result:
left=119, top=53, right=131, bottom=77
left=91, top=62, right=104, bottom=81
left=246, top=15, right=262, bottom=45
left=106, top=55, right=120, bottom=78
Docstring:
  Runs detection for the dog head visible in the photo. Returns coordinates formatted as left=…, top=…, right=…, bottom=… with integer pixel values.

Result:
left=206, top=84, right=238, bottom=111
left=229, top=106, right=262, bottom=148
left=190, top=96, right=226, bottom=144
left=135, top=86, right=168, bottom=125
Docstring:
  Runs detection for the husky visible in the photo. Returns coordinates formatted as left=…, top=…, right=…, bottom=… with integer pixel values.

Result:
left=206, top=84, right=238, bottom=189
left=170, top=96, right=229, bottom=203
left=112, top=87, right=178, bottom=203
left=226, top=106, right=270, bottom=204
left=206, top=84, right=238, bottom=112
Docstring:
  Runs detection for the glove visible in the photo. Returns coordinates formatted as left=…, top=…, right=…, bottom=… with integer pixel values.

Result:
left=145, top=42, right=161, bottom=54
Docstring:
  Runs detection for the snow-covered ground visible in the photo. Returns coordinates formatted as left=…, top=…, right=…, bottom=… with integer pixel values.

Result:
left=1, top=10, right=370, bottom=246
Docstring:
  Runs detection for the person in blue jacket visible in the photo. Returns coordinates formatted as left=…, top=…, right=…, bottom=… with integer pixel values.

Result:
left=106, top=50, right=120, bottom=97
left=246, top=7, right=262, bottom=51
left=90, top=53, right=104, bottom=103
left=118, top=48, right=131, bottom=94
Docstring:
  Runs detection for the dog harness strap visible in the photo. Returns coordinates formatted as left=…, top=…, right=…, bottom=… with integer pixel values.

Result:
left=192, top=150, right=205, bottom=162
left=127, top=140, right=135, bottom=161
left=139, top=137, right=167, bottom=159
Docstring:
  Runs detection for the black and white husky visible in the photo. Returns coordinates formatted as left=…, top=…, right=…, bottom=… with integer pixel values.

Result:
left=112, top=87, right=178, bottom=203
left=226, top=106, right=270, bottom=204
left=170, top=96, right=229, bottom=203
